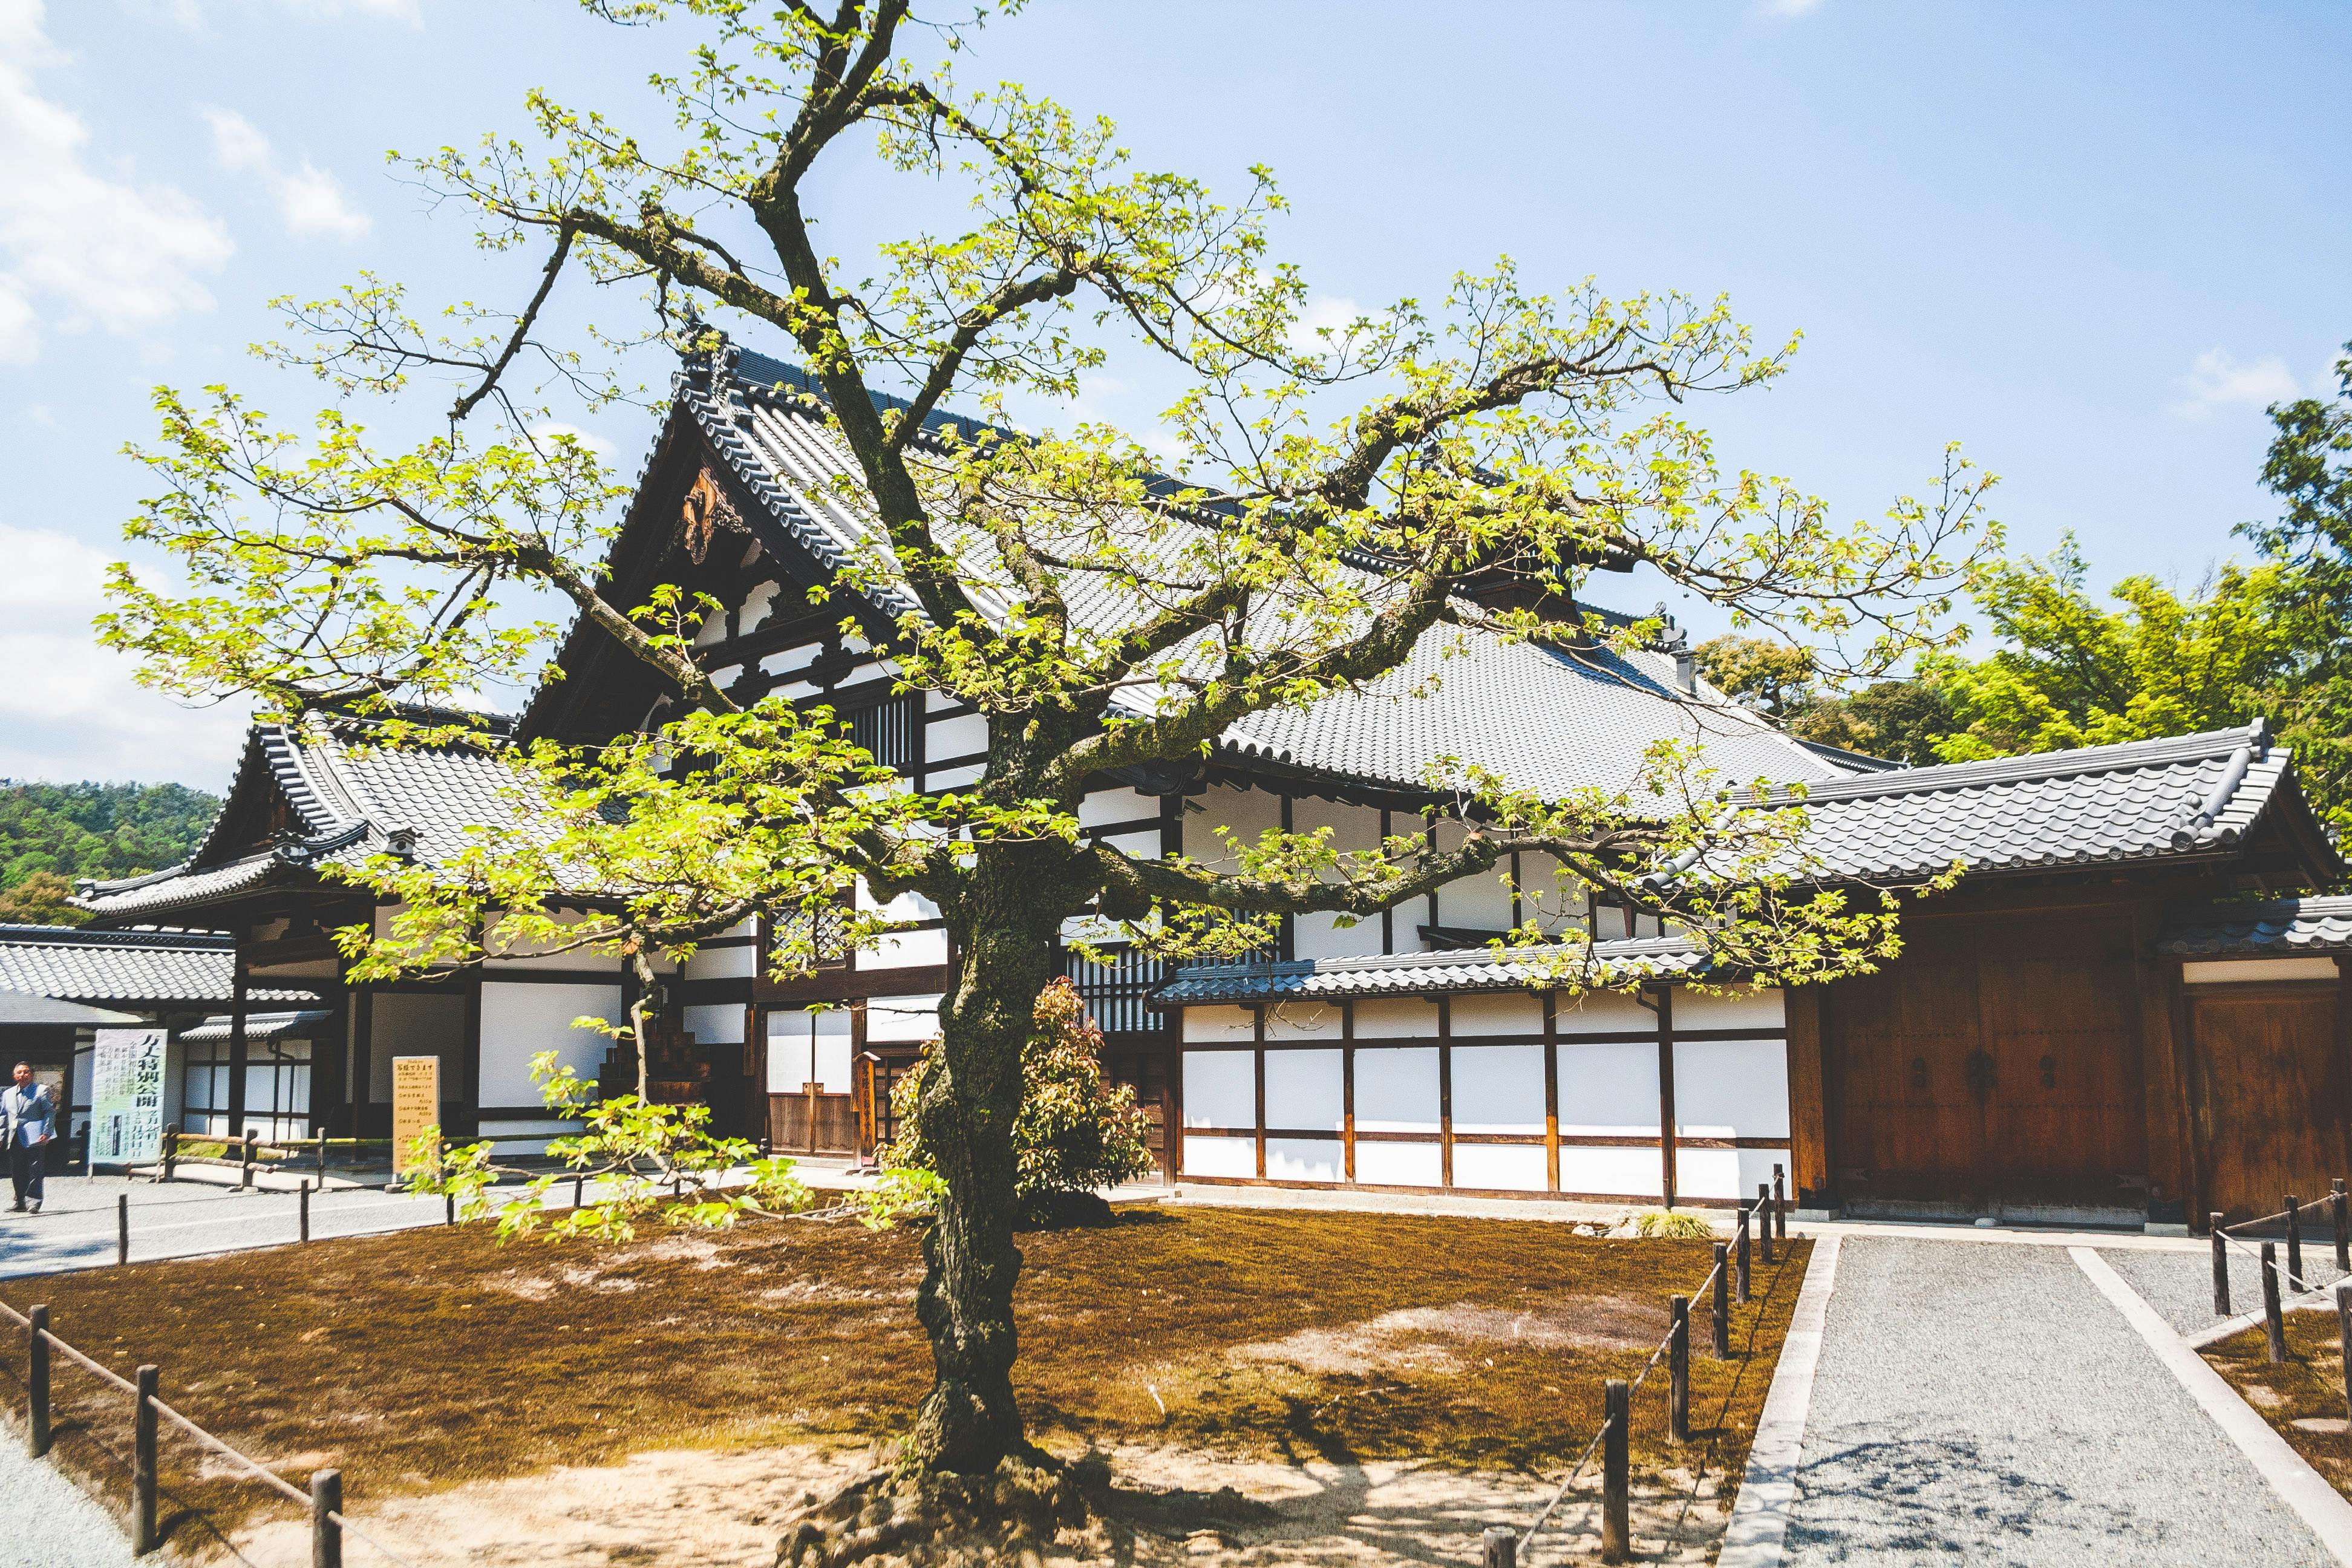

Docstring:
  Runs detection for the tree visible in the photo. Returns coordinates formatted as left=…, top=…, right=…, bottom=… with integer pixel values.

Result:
left=1694, top=635, right=1955, bottom=766
left=0, top=781, right=219, bottom=909
left=1927, top=534, right=2296, bottom=765
left=0, top=872, right=83, bottom=927
left=102, top=1, right=1993, bottom=1485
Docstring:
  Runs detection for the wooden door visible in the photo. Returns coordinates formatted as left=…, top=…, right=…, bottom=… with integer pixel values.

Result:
left=1831, top=953, right=1987, bottom=1214
left=1979, top=941, right=2148, bottom=1216
left=2189, top=983, right=2348, bottom=1226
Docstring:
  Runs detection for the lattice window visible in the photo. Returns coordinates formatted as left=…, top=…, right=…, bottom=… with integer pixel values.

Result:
left=1062, top=944, right=1170, bottom=1047
left=843, top=692, right=921, bottom=772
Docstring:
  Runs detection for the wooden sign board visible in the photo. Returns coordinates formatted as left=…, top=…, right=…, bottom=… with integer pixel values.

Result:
left=391, top=1056, right=440, bottom=1175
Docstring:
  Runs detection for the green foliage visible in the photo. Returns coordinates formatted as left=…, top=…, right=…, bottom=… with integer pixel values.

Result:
left=0, top=782, right=218, bottom=916
left=402, top=1052, right=811, bottom=1242
left=1694, top=635, right=1955, bottom=768
left=885, top=979, right=1157, bottom=1218
left=1630, top=1208, right=1718, bottom=1240
left=852, top=1166, right=949, bottom=1231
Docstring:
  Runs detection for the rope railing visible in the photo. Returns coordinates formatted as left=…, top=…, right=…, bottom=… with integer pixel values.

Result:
left=0, top=1288, right=420, bottom=1566
left=2207, top=1177, right=2352, bottom=1430
left=1497, top=1174, right=1791, bottom=1566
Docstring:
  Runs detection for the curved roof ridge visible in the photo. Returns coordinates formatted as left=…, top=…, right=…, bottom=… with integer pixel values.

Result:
left=1771, top=720, right=2267, bottom=804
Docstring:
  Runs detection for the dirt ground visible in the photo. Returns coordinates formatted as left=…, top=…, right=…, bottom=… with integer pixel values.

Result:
left=0, top=1205, right=1808, bottom=1564
left=2204, top=1312, right=2352, bottom=1496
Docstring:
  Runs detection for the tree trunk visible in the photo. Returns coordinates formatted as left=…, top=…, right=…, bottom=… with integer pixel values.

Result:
left=907, top=852, right=1062, bottom=1474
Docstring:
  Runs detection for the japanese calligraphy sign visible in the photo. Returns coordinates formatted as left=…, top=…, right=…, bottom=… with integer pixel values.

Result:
left=89, top=1027, right=166, bottom=1168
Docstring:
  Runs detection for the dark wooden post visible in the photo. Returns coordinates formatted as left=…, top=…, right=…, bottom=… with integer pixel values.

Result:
left=26, top=1305, right=48, bottom=1459
left=312, top=1468, right=343, bottom=1568
left=573, top=1174, right=585, bottom=1209
left=2334, top=1179, right=2348, bottom=1276
left=241, top=1128, right=258, bottom=1190
left=2213, top=1214, right=2230, bottom=1315
left=161, top=1126, right=178, bottom=1183
left=1668, top=1293, right=1691, bottom=1443
left=1736, top=1207, right=1752, bottom=1304
left=299, top=1180, right=311, bottom=1243
left=1480, top=1525, right=1516, bottom=1568
left=1759, top=1184, right=1776, bottom=1264
left=2288, top=1194, right=2305, bottom=1293
left=444, top=1192, right=454, bottom=1227
left=2336, top=1283, right=2352, bottom=1421
left=116, top=1194, right=128, bottom=1266
left=1601, top=1378, right=1630, bottom=1563
left=1774, top=1162, right=1788, bottom=1242
left=132, top=1364, right=159, bottom=1554
left=1712, top=1242, right=1731, bottom=1357
left=2264, top=1241, right=2288, bottom=1364
left=316, top=1134, right=327, bottom=1181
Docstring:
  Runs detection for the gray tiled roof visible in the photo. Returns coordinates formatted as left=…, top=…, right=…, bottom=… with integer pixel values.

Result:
left=687, top=354, right=1857, bottom=801
left=181, top=1009, right=335, bottom=1045
left=0, top=927, right=318, bottom=1007
left=1153, top=935, right=1706, bottom=1006
left=79, top=721, right=548, bottom=921
left=1772, top=721, right=2322, bottom=883
left=2158, top=897, right=2352, bottom=957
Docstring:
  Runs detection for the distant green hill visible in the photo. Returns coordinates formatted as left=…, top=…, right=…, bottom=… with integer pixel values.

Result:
left=0, top=782, right=221, bottom=926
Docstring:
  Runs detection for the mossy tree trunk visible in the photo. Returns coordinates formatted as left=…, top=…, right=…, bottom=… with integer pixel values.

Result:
left=907, top=840, right=1076, bottom=1473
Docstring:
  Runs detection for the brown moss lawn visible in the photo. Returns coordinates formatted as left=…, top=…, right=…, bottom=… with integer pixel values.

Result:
left=0, top=1206, right=1808, bottom=1550
left=2205, top=1311, right=2352, bottom=1495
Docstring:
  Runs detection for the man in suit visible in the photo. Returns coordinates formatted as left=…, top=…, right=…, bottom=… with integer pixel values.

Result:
left=4, top=1062, right=55, bottom=1214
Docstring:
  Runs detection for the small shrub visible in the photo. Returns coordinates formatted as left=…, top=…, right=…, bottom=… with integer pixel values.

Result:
left=1630, top=1207, right=1719, bottom=1240
left=884, top=978, right=1156, bottom=1222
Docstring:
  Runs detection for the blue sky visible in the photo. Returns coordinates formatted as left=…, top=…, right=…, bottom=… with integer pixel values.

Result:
left=0, top=0, right=2344, bottom=789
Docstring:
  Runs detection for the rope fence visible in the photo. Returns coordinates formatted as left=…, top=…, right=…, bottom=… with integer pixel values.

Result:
left=2208, top=1178, right=2352, bottom=1425
left=1488, top=1168, right=1794, bottom=1567
left=0, top=1293, right=422, bottom=1566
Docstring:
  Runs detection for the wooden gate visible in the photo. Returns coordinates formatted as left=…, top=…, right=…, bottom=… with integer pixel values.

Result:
left=1828, top=915, right=2149, bottom=1220
left=2187, top=981, right=2350, bottom=1227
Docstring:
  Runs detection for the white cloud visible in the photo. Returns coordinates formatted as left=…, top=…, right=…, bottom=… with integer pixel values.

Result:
left=0, top=0, right=234, bottom=363
left=2169, top=348, right=2302, bottom=420
left=200, top=105, right=373, bottom=240
left=0, top=523, right=247, bottom=787
left=1287, top=294, right=1364, bottom=356
left=147, top=0, right=421, bottom=26
left=527, top=421, right=615, bottom=457
left=1760, top=0, right=1823, bottom=15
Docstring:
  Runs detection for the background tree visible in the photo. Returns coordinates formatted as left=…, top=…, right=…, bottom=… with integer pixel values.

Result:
left=102, top=0, right=1993, bottom=1486
left=1695, top=636, right=1954, bottom=766
left=0, top=782, right=220, bottom=923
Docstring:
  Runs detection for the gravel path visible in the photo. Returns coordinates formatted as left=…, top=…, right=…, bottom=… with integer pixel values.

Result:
left=0, top=1172, right=452, bottom=1281
left=0, top=1432, right=134, bottom=1567
left=1784, top=1236, right=2333, bottom=1566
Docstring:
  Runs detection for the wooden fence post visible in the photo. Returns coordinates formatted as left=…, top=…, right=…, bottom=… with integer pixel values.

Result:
left=1668, top=1293, right=1690, bottom=1444
left=444, top=1192, right=455, bottom=1227
left=1480, top=1524, right=1515, bottom=1568
left=1773, top=1163, right=1787, bottom=1243
left=26, top=1305, right=48, bottom=1459
left=1601, top=1378, right=1630, bottom=1564
left=2288, top=1194, right=2305, bottom=1293
left=2335, top=1179, right=2349, bottom=1276
left=299, top=1181, right=311, bottom=1244
left=241, top=1129, right=258, bottom=1189
left=2338, top=1284, right=2352, bottom=1421
left=2264, top=1241, right=2288, bottom=1364
left=1712, top=1242, right=1731, bottom=1357
left=1735, top=1208, right=1752, bottom=1304
left=132, top=1364, right=158, bottom=1555
left=160, top=1127, right=178, bottom=1183
left=2213, top=1214, right=2230, bottom=1315
left=1758, top=1185, right=1775, bottom=1265
left=117, top=1194, right=128, bottom=1267
left=573, top=1174, right=586, bottom=1209
left=312, top=1467, right=343, bottom=1568
left=316, top=1135, right=327, bottom=1181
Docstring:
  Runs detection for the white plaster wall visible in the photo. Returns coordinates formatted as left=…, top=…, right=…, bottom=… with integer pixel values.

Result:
left=1455, top=1145, right=1548, bottom=1192
left=1433, top=818, right=1514, bottom=932
left=1450, top=1044, right=1546, bottom=1134
left=1079, top=787, right=1156, bottom=827
left=682, top=1002, right=745, bottom=1047
left=479, top=982, right=624, bottom=1108
left=1182, top=1050, right=1255, bottom=1128
left=1674, top=989, right=1786, bottom=1033
left=1353, top=1045, right=1440, bottom=1132
left=1290, top=799, right=1386, bottom=960
left=866, top=994, right=942, bottom=1043
left=1676, top=1148, right=1789, bottom=1203
left=683, top=944, right=757, bottom=980
left=1556, top=1040, right=1659, bottom=1134
left=767, top=1007, right=852, bottom=1093
left=1264, top=1001, right=1342, bottom=1040
left=1351, top=998, right=1438, bottom=1039
left=927, top=712, right=990, bottom=760
left=1355, top=1141, right=1442, bottom=1186
left=1183, top=783, right=1282, bottom=862
left=739, top=580, right=782, bottom=632
left=1182, top=1005, right=1256, bottom=1044
left=1449, top=993, right=1544, bottom=1036
left=1559, top=1145, right=1664, bottom=1198
left=1263, top=1048, right=1343, bottom=1131
left=1266, top=1137, right=1342, bottom=1183
left=869, top=927, right=950, bottom=968
left=1182, top=1134, right=1256, bottom=1178
left=1553, top=991, right=1654, bottom=1037
left=1672, top=1039, right=1790, bottom=1140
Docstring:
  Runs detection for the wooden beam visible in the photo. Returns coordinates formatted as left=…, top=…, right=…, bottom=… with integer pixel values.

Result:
left=1438, top=996, right=1454, bottom=1190
left=2131, top=898, right=2194, bottom=1224
left=1544, top=991, right=1561, bottom=1194
left=1656, top=987, right=1677, bottom=1209
left=1784, top=987, right=1831, bottom=1206
left=1342, top=1001, right=1357, bottom=1184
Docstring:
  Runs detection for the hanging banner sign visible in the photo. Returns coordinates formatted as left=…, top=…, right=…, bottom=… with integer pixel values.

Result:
left=88, top=1027, right=166, bottom=1169
left=391, top=1056, right=441, bottom=1175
